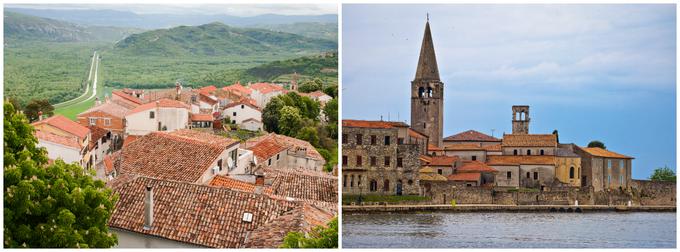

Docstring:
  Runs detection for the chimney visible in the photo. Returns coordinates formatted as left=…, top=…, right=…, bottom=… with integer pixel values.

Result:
left=254, top=174, right=265, bottom=194
left=143, top=186, right=154, bottom=230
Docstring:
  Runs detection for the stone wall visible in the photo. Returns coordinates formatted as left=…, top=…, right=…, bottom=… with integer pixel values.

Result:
left=631, top=180, right=676, bottom=206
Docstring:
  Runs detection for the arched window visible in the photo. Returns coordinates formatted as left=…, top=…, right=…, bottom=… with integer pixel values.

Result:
left=384, top=180, right=390, bottom=191
left=427, top=87, right=433, bottom=97
left=350, top=175, right=354, bottom=187
left=370, top=180, right=377, bottom=191
left=527, top=150, right=531, bottom=155
left=418, top=87, right=425, bottom=98
left=513, top=149, right=518, bottom=155
left=540, top=149, right=544, bottom=155
left=569, top=167, right=575, bottom=179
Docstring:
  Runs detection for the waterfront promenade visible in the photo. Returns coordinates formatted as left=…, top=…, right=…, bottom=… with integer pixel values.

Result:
left=343, top=204, right=676, bottom=213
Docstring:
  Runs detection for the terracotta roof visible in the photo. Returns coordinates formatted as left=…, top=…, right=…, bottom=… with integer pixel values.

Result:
left=444, top=130, right=500, bottom=142
left=457, top=160, right=498, bottom=173
left=79, top=100, right=131, bottom=118
left=209, top=175, right=263, bottom=193
left=88, top=125, right=109, bottom=149
left=482, top=144, right=502, bottom=152
left=122, top=135, right=139, bottom=148
left=448, top=172, right=481, bottom=182
left=307, top=91, right=329, bottom=98
left=266, top=169, right=338, bottom=204
left=168, top=129, right=238, bottom=148
left=250, top=83, right=284, bottom=94
left=443, top=143, right=484, bottom=151
left=32, top=115, right=90, bottom=139
left=247, top=137, right=288, bottom=164
left=34, top=130, right=81, bottom=149
left=112, top=90, right=144, bottom=105
left=428, top=155, right=458, bottom=166
left=428, top=144, right=443, bottom=151
left=246, top=133, right=324, bottom=162
left=224, top=99, right=261, bottom=112
left=244, top=204, right=334, bottom=248
left=579, top=147, right=633, bottom=159
left=108, top=176, right=299, bottom=248
left=103, top=153, right=115, bottom=174
left=223, top=83, right=253, bottom=95
left=198, top=85, right=217, bottom=93
left=502, top=134, right=557, bottom=147
left=408, top=128, right=428, bottom=139
left=419, top=155, right=432, bottom=164
left=486, top=155, right=556, bottom=166
left=199, top=92, right=218, bottom=105
left=342, top=119, right=409, bottom=129
left=126, top=98, right=190, bottom=116
left=191, top=113, right=213, bottom=122
left=118, top=131, right=234, bottom=183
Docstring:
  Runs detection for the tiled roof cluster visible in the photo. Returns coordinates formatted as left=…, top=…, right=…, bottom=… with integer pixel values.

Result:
left=579, top=147, right=633, bottom=159
left=482, top=144, right=502, bottom=152
left=108, top=176, right=300, bottom=248
left=209, top=175, right=271, bottom=194
left=247, top=133, right=324, bottom=161
left=127, top=98, right=190, bottom=116
left=502, top=134, right=557, bottom=147
left=222, top=83, right=253, bottom=96
left=247, top=137, right=288, bottom=164
left=168, top=129, right=238, bottom=147
left=457, top=160, right=498, bottom=173
left=266, top=168, right=337, bottom=204
left=250, top=83, right=284, bottom=94
left=112, top=90, right=144, bottom=105
left=32, top=115, right=90, bottom=139
left=224, top=98, right=261, bottom=111
left=244, top=204, right=334, bottom=248
left=342, top=119, right=409, bottom=129
left=444, top=130, right=500, bottom=142
left=117, top=131, right=233, bottom=183
left=418, top=166, right=448, bottom=181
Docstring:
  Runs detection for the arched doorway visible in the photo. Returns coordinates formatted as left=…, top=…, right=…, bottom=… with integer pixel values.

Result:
left=396, top=180, right=403, bottom=196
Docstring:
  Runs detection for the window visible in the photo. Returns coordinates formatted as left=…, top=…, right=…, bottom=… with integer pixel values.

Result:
left=343, top=175, right=347, bottom=187
left=233, top=112, right=237, bottom=116
left=217, top=159, right=223, bottom=171
left=356, top=156, right=362, bottom=166
left=397, top=158, right=403, bottom=167
left=514, top=150, right=518, bottom=156
left=438, top=169, right=442, bottom=175
left=370, top=180, right=377, bottom=191
left=534, top=172, right=538, bottom=180
left=356, top=134, right=363, bottom=145
left=384, top=156, right=390, bottom=166
left=231, top=120, right=236, bottom=124
left=104, top=118, right=111, bottom=126
left=472, top=155, right=477, bottom=161
left=569, top=167, right=575, bottom=179
left=342, top=134, right=348, bottom=144
left=526, top=172, right=530, bottom=178
left=350, top=175, right=354, bottom=187
left=89, top=118, right=97, bottom=125
left=620, top=175, right=624, bottom=184
left=619, top=160, right=624, bottom=169
left=342, top=156, right=347, bottom=166
left=241, top=105, right=244, bottom=109
left=149, top=111, right=155, bottom=119
left=527, top=150, right=531, bottom=155
left=268, top=159, right=272, bottom=166
left=230, top=150, right=237, bottom=171
left=507, top=171, right=512, bottom=179
left=276, top=154, right=280, bottom=160
left=540, top=149, right=544, bottom=155
left=370, top=135, right=376, bottom=145
left=384, top=180, right=390, bottom=191
left=423, top=122, right=426, bottom=129
left=358, top=175, right=362, bottom=186
left=608, top=160, right=612, bottom=169
left=370, top=156, right=377, bottom=166
left=384, top=136, right=391, bottom=145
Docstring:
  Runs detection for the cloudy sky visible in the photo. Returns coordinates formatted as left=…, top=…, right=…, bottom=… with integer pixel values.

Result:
left=6, top=3, right=337, bottom=16
left=342, top=4, right=676, bottom=179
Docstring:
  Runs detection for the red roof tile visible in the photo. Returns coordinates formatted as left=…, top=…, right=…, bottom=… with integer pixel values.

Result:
left=502, top=134, right=557, bottom=147
left=444, top=130, right=500, bottom=142
left=224, top=98, right=261, bottom=111
left=247, top=137, right=288, bottom=163
left=222, top=83, right=253, bottom=95
left=482, top=144, right=502, bottom=152
left=122, top=135, right=139, bottom=148
left=579, top=147, right=633, bottom=159
left=250, top=82, right=284, bottom=94
left=209, top=175, right=262, bottom=193
left=246, top=133, right=324, bottom=161
left=112, top=90, right=144, bottom=105
left=191, top=113, right=213, bottom=122
left=198, top=85, right=217, bottom=93
left=457, top=160, right=498, bottom=173
left=428, top=155, right=458, bottom=166
left=79, top=100, right=131, bottom=118
left=88, top=125, right=109, bottom=149
left=34, top=130, right=81, bottom=149
left=126, top=98, right=190, bottom=116
left=32, top=115, right=90, bottom=139
left=265, top=168, right=338, bottom=204
left=244, top=204, right=334, bottom=248
left=448, top=172, right=481, bottom=182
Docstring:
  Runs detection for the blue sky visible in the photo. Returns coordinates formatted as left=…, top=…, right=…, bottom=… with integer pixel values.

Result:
left=342, top=4, right=676, bottom=179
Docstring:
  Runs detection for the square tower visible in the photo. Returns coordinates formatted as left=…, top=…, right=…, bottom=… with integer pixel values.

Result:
left=512, top=105, right=530, bottom=134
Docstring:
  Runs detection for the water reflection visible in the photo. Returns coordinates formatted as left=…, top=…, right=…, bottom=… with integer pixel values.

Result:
left=343, top=212, right=676, bottom=248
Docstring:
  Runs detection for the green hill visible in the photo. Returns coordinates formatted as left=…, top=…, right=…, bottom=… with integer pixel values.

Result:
left=113, top=22, right=337, bottom=57
left=4, top=11, right=142, bottom=43
left=252, top=22, right=338, bottom=42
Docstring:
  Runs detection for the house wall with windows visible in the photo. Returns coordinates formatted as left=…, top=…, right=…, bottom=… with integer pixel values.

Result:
left=555, top=156, right=581, bottom=187
left=492, top=165, right=520, bottom=188
left=222, top=104, right=262, bottom=125
left=126, top=107, right=189, bottom=136
left=196, top=144, right=240, bottom=184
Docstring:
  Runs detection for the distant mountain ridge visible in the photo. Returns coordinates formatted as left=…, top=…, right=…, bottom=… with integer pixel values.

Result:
left=6, top=7, right=337, bottom=30
left=112, top=22, right=337, bottom=57
left=4, top=11, right=143, bottom=42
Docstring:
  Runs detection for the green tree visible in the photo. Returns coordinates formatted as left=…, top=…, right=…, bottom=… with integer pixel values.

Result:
left=650, top=166, right=676, bottom=182
left=296, top=126, right=320, bottom=147
left=587, top=140, right=606, bottom=149
left=281, top=217, right=338, bottom=248
left=278, top=106, right=303, bottom=136
left=23, top=99, right=54, bottom=122
left=298, top=78, right=323, bottom=93
left=323, top=85, right=338, bottom=98
left=262, top=98, right=285, bottom=133
left=4, top=102, right=118, bottom=248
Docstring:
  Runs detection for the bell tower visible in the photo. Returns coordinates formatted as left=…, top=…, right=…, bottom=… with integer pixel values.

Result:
left=512, top=105, right=530, bottom=134
left=411, top=15, right=444, bottom=147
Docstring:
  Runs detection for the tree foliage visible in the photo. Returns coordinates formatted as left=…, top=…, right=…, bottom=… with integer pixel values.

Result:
left=587, top=140, right=606, bottom=149
left=280, top=217, right=338, bottom=248
left=4, top=102, right=118, bottom=248
left=298, top=78, right=323, bottom=93
left=650, top=166, right=676, bottom=182
left=24, top=99, right=55, bottom=122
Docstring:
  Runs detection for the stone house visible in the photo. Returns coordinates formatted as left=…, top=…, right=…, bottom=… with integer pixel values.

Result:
left=575, top=146, right=633, bottom=191
left=448, top=160, right=498, bottom=187
left=125, top=98, right=190, bottom=136
left=245, top=133, right=326, bottom=172
left=555, top=143, right=582, bottom=187
left=501, top=133, right=557, bottom=156
left=341, top=120, right=426, bottom=196
left=487, top=155, right=556, bottom=189
left=442, top=143, right=487, bottom=162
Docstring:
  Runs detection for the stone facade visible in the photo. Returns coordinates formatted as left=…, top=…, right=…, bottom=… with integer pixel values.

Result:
left=342, top=121, right=424, bottom=196
left=575, top=146, right=632, bottom=192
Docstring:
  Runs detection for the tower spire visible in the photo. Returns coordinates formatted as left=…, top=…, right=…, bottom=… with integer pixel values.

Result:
left=414, top=15, right=440, bottom=81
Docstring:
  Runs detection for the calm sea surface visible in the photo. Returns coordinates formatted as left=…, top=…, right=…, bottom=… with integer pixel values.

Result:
left=342, top=212, right=677, bottom=248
